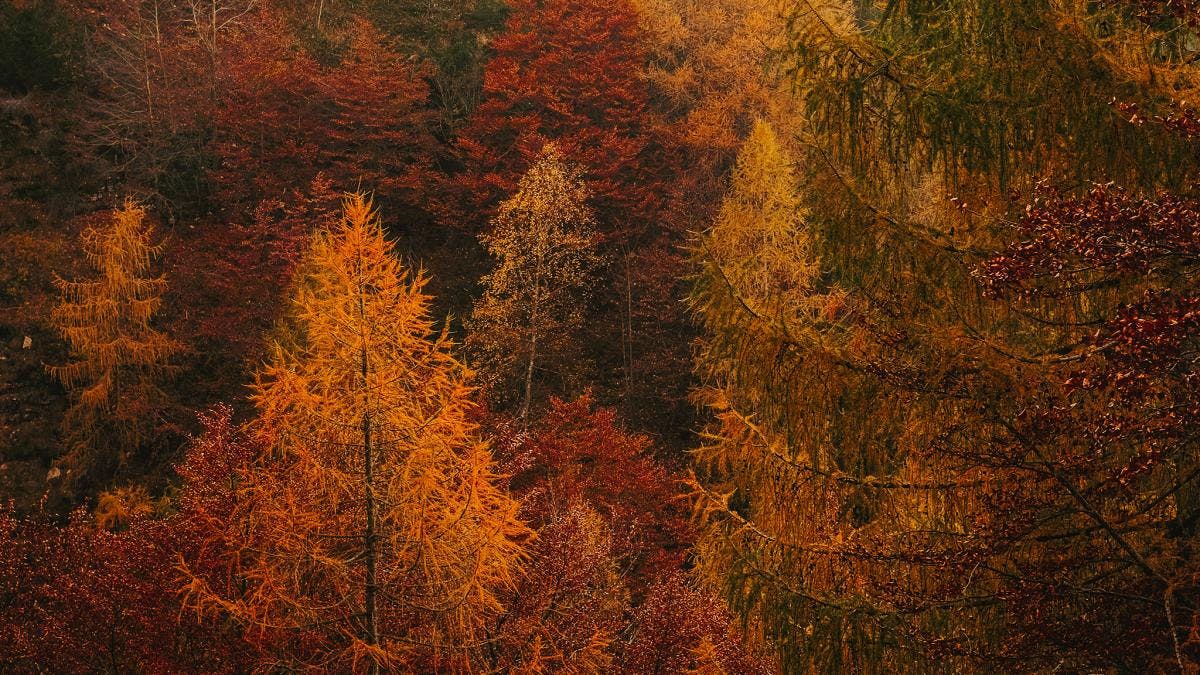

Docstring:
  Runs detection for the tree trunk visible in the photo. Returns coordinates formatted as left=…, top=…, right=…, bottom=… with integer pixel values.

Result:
left=623, top=248, right=634, bottom=398
left=520, top=260, right=543, bottom=425
left=520, top=328, right=537, bottom=425
left=359, top=288, right=380, bottom=674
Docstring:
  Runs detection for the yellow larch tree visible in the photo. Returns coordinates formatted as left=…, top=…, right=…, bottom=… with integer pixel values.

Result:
left=467, top=143, right=600, bottom=421
left=183, top=194, right=527, bottom=673
left=692, top=120, right=830, bottom=323
left=49, top=199, right=180, bottom=484
left=689, top=121, right=898, bottom=672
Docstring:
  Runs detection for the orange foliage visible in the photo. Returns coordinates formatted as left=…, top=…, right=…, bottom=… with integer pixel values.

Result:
left=182, top=195, right=527, bottom=672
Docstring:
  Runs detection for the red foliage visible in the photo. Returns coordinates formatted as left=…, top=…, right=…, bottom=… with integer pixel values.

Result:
left=485, top=501, right=627, bottom=671
left=953, top=185, right=1200, bottom=669
left=322, top=23, right=435, bottom=207
left=0, top=510, right=220, bottom=672
left=621, top=572, right=774, bottom=673
left=208, top=9, right=327, bottom=211
left=1116, top=100, right=1200, bottom=141
left=174, top=405, right=258, bottom=536
left=0, top=406, right=259, bottom=673
left=486, top=397, right=768, bottom=670
left=211, top=11, right=434, bottom=215
left=977, top=184, right=1200, bottom=298
left=496, top=395, right=691, bottom=573
left=178, top=10, right=435, bottom=388
left=166, top=175, right=338, bottom=368
left=977, top=185, right=1200, bottom=493
left=449, top=0, right=663, bottom=236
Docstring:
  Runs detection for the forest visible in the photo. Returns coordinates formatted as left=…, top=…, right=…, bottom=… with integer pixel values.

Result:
left=2, top=0, right=1200, bottom=672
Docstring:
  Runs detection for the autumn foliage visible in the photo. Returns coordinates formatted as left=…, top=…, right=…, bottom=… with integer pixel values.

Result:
left=8, top=0, right=1200, bottom=671
left=49, top=200, right=181, bottom=487
left=467, top=144, right=600, bottom=418
left=486, top=395, right=766, bottom=672
left=210, top=13, right=435, bottom=215
left=0, top=408, right=253, bottom=673
left=451, top=0, right=657, bottom=231
left=683, top=2, right=1200, bottom=672
left=182, top=195, right=527, bottom=672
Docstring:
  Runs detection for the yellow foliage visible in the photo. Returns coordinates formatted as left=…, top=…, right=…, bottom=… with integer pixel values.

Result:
left=702, top=120, right=825, bottom=317
left=634, top=0, right=807, bottom=176
left=467, top=143, right=600, bottom=420
left=49, top=199, right=179, bottom=482
left=94, top=484, right=154, bottom=531
left=689, top=122, right=890, bottom=671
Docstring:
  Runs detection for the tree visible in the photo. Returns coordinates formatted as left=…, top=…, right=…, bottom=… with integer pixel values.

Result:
left=688, top=121, right=858, bottom=672
left=449, top=0, right=656, bottom=230
left=966, top=184, right=1200, bottom=670
left=0, top=406, right=257, bottom=673
left=322, top=19, right=435, bottom=212
left=198, top=5, right=323, bottom=213
left=495, top=395, right=689, bottom=572
left=49, top=199, right=180, bottom=488
left=620, top=0, right=805, bottom=442
left=636, top=0, right=800, bottom=216
left=687, top=2, right=1200, bottom=671
left=486, top=395, right=768, bottom=671
left=183, top=194, right=527, bottom=672
left=485, top=500, right=627, bottom=672
left=467, top=144, right=600, bottom=421
left=447, top=0, right=702, bottom=438
left=166, top=173, right=340, bottom=397
left=622, top=572, right=774, bottom=674
left=0, top=504, right=248, bottom=673
left=692, top=120, right=829, bottom=328
left=210, top=11, right=435, bottom=217
left=70, top=0, right=225, bottom=216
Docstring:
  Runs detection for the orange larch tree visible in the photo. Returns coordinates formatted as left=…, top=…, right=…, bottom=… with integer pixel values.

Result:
left=183, top=194, right=527, bottom=672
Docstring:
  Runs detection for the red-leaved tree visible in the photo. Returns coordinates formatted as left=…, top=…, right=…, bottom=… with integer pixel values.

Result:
left=0, top=406, right=256, bottom=672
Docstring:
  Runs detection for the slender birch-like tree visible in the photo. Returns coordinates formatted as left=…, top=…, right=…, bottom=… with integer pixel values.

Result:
left=467, top=143, right=599, bottom=421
